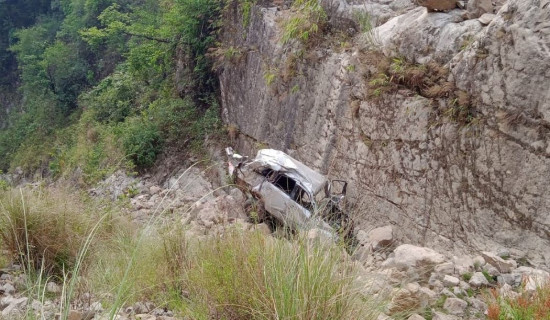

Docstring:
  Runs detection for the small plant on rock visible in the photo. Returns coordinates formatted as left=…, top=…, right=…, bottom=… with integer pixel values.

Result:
left=281, top=0, right=327, bottom=45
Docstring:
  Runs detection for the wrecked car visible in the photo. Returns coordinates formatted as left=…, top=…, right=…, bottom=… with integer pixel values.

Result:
left=226, top=147, right=352, bottom=238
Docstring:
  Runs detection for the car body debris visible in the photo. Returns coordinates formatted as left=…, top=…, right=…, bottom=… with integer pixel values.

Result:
left=226, top=147, right=353, bottom=239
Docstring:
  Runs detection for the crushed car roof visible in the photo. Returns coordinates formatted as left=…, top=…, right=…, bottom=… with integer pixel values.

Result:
left=252, top=149, right=327, bottom=195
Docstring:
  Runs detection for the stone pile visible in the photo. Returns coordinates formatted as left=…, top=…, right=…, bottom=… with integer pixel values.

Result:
left=352, top=226, right=549, bottom=319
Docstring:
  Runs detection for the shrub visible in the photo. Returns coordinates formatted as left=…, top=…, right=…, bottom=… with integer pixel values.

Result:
left=119, top=118, right=163, bottom=168
left=82, top=71, right=137, bottom=124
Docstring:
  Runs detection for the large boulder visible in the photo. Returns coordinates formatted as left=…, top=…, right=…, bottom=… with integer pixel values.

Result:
left=357, top=225, right=395, bottom=252
left=385, top=244, right=446, bottom=272
left=482, top=251, right=517, bottom=273
left=371, top=7, right=482, bottom=64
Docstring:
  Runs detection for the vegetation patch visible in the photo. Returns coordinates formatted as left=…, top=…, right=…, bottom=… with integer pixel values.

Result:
left=0, top=0, right=223, bottom=178
left=486, top=282, right=550, bottom=320
left=281, top=0, right=327, bottom=45
left=363, top=51, right=479, bottom=126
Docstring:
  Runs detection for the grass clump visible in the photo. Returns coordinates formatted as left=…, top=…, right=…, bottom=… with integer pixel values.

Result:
left=462, top=272, right=473, bottom=282
left=486, top=281, right=550, bottom=320
left=0, top=188, right=108, bottom=277
left=281, top=0, right=327, bottom=45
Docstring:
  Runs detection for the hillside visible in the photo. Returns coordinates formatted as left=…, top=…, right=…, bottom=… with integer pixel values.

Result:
left=0, top=0, right=550, bottom=319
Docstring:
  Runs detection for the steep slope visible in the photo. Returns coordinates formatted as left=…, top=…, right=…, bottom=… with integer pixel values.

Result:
left=219, top=0, right=550, bottom=266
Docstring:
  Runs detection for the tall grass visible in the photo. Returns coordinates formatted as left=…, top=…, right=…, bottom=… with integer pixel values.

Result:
left=84, top=227, right=384, bottom=319
left=0, top=188, right=98, bottom=276
left=0, top=185, right=387, bottom=319
left=0, top=187, right=122, bottom=319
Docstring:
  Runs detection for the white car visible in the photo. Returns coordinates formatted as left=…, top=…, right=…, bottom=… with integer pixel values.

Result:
left=227, top=148, right=352, bottom=238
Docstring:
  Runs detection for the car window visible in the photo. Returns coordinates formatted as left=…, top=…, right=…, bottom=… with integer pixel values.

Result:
left=293, top=186, right=313, bottom=211
left=272, top=174, right=296, bottom=194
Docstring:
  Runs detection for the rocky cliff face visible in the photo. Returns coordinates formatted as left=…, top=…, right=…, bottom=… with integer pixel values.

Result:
left=218, top=0, right=550, bottom=266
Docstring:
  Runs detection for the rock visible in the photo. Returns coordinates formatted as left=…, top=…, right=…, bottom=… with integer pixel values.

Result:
left=352, top=245, right=370, bottom=262
left=46, top=281, right=61, bottom=293
left=481, top=252, right=517, bottom=273
left=388, top=244, right=446, bottom=272
left=497, top=273, right=522, bottom=287
left=1, top=283, right=15, bottom=295
left=0, top=296, right=14, bottom=309
left=419, top=286, right=438, bottom=303
left=524, top=274, right=549, bottom=293
left=387, top=283, right=424, bottom=315
left=428, top=273, right=444, bottom=290
left=452, top=256, right=474, bottom=275
left=388, top=282, right=437, bottom=315
left=191, top=195, right=246, bottom=228
left=433, top=311, right=461, bottom=320
left=513, top=266, right=550, bottom=279
left=467, top=0, right=493, bottom=18
left=1, top=297, right=28, bottom=317
left=416, top=0, right=457, bottom=11
left=452, top=286, right=466, bottom=296
left=254, top=223, right=272, bottom=235
left=478, top=13, right=496, bottom=24
left=499, top=283, right=519, bottom=299
left=30, top=299, right=42, bottom=311
left=149, top=185, right=161, bottom=195
left=89, top=301, right=103, bottom=312
left=472, top=256, right=485, bottom=270
left=493, top=0, right=506, bottom=11
left=373, top=7, right=482, bottom=64
left=90, top=170, right=143, bottom=200
left=443, top=297, right=467, bottom=315
left=440, top=288, right=456, bottom=298
left=485, top=265, right=500, bottom=277
left=442, top=275, right=460, bottom=287
left=469, top=272, right=489, bottom=287
left=435, top=262, right=456, bottom=275
left=408, top=314, right=426, bottom=320
left=468, top=297, right=487, bottom=311
left=458, top=280, right=470, bottom=290
left=165, top=167, right=214, bottom=202
left=133, top=301, right=153, bottom=314
left=362, top=225, right=394, bottom=252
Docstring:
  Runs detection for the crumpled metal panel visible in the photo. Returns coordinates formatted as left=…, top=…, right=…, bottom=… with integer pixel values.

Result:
left=251, top=149, right=327, bottom=196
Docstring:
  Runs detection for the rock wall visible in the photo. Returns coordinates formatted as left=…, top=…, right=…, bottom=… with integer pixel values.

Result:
left=218, top=0, right=550, bottom=266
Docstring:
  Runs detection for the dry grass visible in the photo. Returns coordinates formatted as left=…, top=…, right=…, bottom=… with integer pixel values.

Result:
left=0, top=188, right=107, bottom=276
left=486, top=280, right=550, bottom=320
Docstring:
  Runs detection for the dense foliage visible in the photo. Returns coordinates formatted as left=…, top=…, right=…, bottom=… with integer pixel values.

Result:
left=0, top=0, right=222, bottom=179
